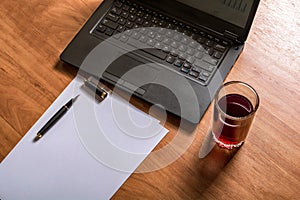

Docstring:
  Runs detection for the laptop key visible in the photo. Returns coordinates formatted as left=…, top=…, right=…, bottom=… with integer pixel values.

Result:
left=139, top=27, right=148, bottom=34
left=117, top=25, right=126, bottom=32
left=158, top=27, right=167, bottom=35
left=174, top=59, right=183, bottom=67
left=166, top=55, right=175, bottom=64
left=111, top=7, right=122, bottom=15
left=203, top=56, right=218, bottom=65
left=162, top=45, right=170, bottom=53
left=213, top=51, right=223, bottom=59
left=142, top=48, right=168, bottom=60
left=162, top=38, right=171, bottom=45
left=148, top=31, right=156, bottom=38
left=134, top=23, right=140, bottom=29
left=199, top=31, right=206, bottom=37
left=154, top=42, right=162, bottom=49
left=158, top=20, right=166, bottom=27
left=205, top=40, right=214, bottom=47
left=115, top=1, right=122, bottom=8
left=121, top=11, right=129, bottom=18
left=151, top=17, right=159, bottom=24
left=136, top=18, right=144, bottom=25
left=180, top=67, right=190, bottom=74
left=139, top=35, right=147, bottom=43
left=155, top=34, right=163, bottom=42
left=113, top=32, right=121, bottom=39
left=183, top=30, right=192, bottom=37
left=120, top=35, right=129, bottom=43
left=124, top=29, right=133, bottom=36
left=107, top=13, right=119, bottom=22
left=214, top=38, right=220, bottom=43
left=198, top=74, right=208, bottom=82
left=178, top=53, right=188, bottom=60
left=132, top=2, right=138, bottom=8
left=174, top=26, right=183, bottom=33
left=186, top=48, right=195, bottom=56
left=96, top=24, right=106, bottom=33
left=117, top=18, right=126, bottom=25
left=205, top=48, right=214, bottom=56
left=191, top=66, right=202, bottom=73
left=142, top=21, right=151, bottom=27
left=136, top=10, right=145, bottom=17
left=207, top=34, right=213, bottom=40
left=178, top=45, right=187, bottom=52
left=144, top=14, right=152, bottom=21
left=129, top=7, right=137, bottom=14
left=170, top=49, right=179, bottom=57
left=201, top=70, right=210, bottom=77
left=197, top=36, right=206, bottom=44
left=197, top=45, right=206, bottom=52
left=166, top=23, right=174, bottom=29
left=189, top=71, right=199, bottom=78
left=189, top=41, right=198, bottom=48
left=128, top=14, right=137, bottom=21
left=147, top=39, right=155, bottom=47
left=214, top=44, right=226, bottom=52
left=186, top=56, right=195, bottom=64
left=173, top=33, right=182, bottom=42
left=105, top=28, right=114, bottom=36
left=194, top=51, right=204, bottom=59
left=102, top=19, right=118, bottom=30
left=171, top=41, right=179, bottom=48
left=132, top=32, right=141, bottom=40
left=183, top=62, right=192, bottom=69
left=122, top=5, right=130, bottom=11
left=125, top=21, right=134, bottom=28
left=194, top=60, right=215, bottom=72
left=222, top=41, right=229, bottom=46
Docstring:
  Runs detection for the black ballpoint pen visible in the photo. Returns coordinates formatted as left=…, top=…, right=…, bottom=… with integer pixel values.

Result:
left=34, top=95, right=80, bottom=141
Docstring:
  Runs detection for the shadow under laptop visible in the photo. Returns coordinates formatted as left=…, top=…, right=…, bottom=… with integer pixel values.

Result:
left=53, top=60, right=78, bottom=79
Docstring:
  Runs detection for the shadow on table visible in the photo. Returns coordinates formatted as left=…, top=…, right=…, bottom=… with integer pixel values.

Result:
left=187, top=131, right=242, bottom=197
left=53, top=61, right=78, bottom=78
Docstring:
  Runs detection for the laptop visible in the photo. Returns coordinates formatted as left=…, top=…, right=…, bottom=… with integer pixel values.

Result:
left=60, top=0, right=260, bottom=123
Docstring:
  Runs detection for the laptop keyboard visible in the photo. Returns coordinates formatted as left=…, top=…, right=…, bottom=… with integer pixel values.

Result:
left=91, top=0, right=230, bottom=85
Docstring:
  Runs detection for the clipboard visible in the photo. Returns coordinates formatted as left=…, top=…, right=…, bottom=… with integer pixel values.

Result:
left=0, top=75, right=168, bottom=200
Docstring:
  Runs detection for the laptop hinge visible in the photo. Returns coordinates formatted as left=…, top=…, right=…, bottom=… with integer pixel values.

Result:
left=224, top=30, right=241, bottom=44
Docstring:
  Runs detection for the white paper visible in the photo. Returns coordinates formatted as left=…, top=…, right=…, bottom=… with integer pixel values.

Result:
left=0, top=76, right=168, bottom=200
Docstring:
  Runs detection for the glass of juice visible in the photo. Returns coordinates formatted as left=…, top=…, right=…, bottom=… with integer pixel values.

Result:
left=211, top=81, right=259, bottom=149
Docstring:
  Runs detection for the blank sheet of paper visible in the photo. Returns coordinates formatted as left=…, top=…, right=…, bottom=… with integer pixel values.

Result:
left=0, top=76, right=168, bottom=200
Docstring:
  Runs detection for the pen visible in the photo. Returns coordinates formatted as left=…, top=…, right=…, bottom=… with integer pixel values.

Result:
left=34, top=95, right=80, bottom=141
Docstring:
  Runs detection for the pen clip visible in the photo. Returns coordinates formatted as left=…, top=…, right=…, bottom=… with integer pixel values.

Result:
left=82, top=76, right=110, bottom=102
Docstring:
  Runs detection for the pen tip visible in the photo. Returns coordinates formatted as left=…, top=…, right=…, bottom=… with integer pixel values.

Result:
left=34, top=133, right=42, bottom=142
left=73, top=94, right=80, bottom=102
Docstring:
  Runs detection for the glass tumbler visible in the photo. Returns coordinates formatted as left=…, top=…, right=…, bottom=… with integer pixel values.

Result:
left=211, top=81, right=259, bottom=149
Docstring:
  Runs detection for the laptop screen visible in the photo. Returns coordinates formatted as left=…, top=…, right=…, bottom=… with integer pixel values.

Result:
left=175, top=0, right=254, bottom=28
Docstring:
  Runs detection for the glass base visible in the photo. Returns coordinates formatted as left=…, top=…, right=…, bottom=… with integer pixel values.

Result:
left=211, top=132, right=244, bottom=150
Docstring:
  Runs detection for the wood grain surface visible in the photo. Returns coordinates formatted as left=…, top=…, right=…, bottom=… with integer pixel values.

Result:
left=0, top=0, right=299, bottom=199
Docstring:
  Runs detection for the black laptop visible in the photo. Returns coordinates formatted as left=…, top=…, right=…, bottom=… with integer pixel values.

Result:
left=60, top=0, right=260, bottom=123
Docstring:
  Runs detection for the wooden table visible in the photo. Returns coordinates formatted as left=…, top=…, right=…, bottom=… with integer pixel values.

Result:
left=1, top=0, right=299, bottom=199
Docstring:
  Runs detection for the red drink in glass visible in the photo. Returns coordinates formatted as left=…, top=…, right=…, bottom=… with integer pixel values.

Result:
left=211, top=82, right=259, bottom=149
